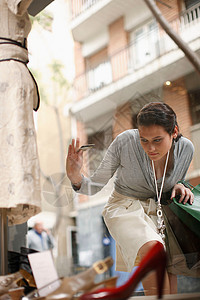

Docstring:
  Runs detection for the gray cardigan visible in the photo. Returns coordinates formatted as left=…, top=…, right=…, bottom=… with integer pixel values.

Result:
left=74, top=129, right=194, bottom=199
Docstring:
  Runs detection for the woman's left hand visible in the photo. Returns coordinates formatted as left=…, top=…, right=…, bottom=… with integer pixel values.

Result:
left=171, top=183, right=194, bottom=205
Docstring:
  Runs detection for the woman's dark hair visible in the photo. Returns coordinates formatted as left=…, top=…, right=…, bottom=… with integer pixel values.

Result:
left=137, top=102, right=182, bottom=142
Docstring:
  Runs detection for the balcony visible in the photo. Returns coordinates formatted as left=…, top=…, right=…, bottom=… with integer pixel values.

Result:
left=70, top=4, right=200, bottom=123
left=70, top=0, right=101, bottom=19
left=69, top=0, right=148, bottom=42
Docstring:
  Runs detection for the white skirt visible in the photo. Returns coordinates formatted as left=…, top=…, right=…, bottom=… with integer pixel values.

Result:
left=102, top=190, right=164, bottom=272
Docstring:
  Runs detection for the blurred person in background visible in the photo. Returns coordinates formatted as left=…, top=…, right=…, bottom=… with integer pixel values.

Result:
left=27, top=220, right=55, bottom=252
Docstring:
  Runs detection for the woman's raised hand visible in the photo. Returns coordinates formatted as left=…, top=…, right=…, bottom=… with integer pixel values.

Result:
left=66, top=139, right=83, bottom=185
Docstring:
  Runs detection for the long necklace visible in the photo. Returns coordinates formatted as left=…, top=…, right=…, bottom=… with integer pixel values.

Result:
left=152, top=150, right=170, bottom=242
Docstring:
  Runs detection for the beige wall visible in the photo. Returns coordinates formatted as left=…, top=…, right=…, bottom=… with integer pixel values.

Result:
left=86, top=47, right=108, bottom=68
left=156, top=0, right=180, bottom=20
left=108, top=17, right=128, bottom=56
left=163, top=78, right=194, bottom=173
left=163, top=78, right=192, bottom=141
left=74, top=41, right=85, bottom=75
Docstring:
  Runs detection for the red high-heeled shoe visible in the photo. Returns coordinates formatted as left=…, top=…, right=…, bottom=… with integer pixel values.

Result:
left=79, top=241, right=167, bottom=300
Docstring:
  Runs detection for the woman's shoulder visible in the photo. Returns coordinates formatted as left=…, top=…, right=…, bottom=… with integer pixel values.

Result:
left=115, top=129, right=139, bottom=142
left=177, top=136, right=194, bottom=154
left=179, top=136, right=194, bottom=148
left=109, top=129, right=139, bottom=153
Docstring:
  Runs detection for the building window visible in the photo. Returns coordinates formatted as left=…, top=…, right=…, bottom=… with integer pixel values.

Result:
left=86, top=47, right=112, bottom=92
left=129, top=20, right=159, bottom=69
left=188, top=89, right=200, bottom=125
left=87, top=61, right=112, bottom=92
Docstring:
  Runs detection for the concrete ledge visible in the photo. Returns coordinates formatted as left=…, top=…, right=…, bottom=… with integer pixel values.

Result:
left=129, top=293, right=200, bottom=299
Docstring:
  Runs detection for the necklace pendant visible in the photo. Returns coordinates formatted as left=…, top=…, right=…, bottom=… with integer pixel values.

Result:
left=159, top=232, right=165, bottom=241
left=157, top=206, right=166, bottom=242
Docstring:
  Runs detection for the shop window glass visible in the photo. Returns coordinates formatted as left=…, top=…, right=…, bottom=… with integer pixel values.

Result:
left=87, top=127, right=112, bottom=172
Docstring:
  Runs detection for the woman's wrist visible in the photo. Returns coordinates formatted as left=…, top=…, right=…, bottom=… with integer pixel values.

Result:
left=177, top=180, right=193, bottom=191
left=71, top=174, right=83, bottom=187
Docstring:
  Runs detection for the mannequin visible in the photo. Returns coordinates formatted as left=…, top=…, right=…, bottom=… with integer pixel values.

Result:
left=0, top=0, right=42, bottom=273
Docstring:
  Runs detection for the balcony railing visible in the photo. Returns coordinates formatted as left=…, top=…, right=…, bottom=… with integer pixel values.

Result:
left=87, top=61, right=112, bottom=92
left=73, top=4, right=200, bottom=100
left=70, top=0, right=101, bottom=19
left=180, top=2, right=200, bottom=25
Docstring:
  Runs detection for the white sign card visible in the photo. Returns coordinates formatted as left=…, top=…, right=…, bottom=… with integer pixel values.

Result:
left=28, top=250, right=60, bottom=297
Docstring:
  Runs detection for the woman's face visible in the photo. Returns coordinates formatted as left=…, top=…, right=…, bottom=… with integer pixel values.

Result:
left=138, top=124, right=177, bottom=161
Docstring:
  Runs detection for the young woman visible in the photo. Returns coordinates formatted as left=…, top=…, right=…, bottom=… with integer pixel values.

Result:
left=66, top=102, right=194, bottom=295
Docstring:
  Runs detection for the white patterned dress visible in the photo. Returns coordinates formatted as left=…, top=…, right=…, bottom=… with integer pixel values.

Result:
left=0, top=0, right=41, bottom=225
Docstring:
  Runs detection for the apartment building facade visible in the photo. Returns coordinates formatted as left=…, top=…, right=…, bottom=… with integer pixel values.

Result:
left=68, top=0, right=200, bottom=284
